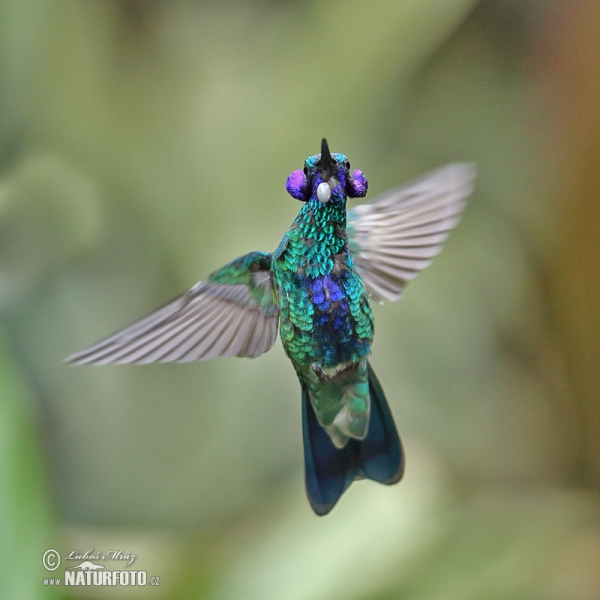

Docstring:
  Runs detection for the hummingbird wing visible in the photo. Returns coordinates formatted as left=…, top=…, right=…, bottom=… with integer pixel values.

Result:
left=347, top=163, right=475, bottom=303
left=66, top=252, right=279, bottom=365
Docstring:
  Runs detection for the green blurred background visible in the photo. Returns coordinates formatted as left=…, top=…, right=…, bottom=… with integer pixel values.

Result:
left=2, top=0, right=600, bottom=598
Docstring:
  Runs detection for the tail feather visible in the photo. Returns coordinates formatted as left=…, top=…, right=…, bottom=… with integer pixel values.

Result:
left=358, top=363, right=404, bottom=484
left=302, top=383, right=354, bottom=515
left=302, top=363, right=404, bottom=516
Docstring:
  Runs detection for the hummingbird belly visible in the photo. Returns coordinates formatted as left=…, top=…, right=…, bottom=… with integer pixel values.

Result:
left=277, top=270, right=373, bottom=368
left=276, top=268, right=374, bottom=448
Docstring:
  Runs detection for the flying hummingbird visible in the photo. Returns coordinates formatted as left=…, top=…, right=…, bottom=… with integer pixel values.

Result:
left=67, top=139, right=474, bottom=515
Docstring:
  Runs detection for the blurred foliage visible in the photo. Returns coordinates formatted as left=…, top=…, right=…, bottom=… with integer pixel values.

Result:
left=1, top=0, right=600, bottom=599
left=0, top=333, right=57, bottom=600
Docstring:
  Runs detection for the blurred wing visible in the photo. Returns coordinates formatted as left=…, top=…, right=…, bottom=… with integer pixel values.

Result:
left=66, top=252, right=279, bottom=365
left=347, top=163, right=475, bottom=303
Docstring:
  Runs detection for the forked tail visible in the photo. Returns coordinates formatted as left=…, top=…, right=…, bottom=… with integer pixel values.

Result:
left=301, top=362, right=404, bottom=515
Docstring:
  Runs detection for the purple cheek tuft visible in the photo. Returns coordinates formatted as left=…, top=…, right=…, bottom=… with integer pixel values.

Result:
left=347, top=169, right=368, bottom=198
left=286, top=170, right=309, bottom=201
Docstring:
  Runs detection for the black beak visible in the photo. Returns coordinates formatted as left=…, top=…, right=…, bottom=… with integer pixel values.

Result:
left=319, top=138, right=334, bottom=178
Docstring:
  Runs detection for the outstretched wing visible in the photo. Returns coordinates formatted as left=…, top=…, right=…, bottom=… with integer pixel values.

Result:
left=347, top=163, right=475, bottom=303
left=66, top=252, right=279, bottom=365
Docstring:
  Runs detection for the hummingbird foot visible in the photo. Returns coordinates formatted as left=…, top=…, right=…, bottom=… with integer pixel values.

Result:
left=311, top=362, right=331, bottom=382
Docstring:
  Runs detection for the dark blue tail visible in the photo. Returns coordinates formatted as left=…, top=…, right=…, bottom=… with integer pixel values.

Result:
left=302, top=363, right=404, bottom=516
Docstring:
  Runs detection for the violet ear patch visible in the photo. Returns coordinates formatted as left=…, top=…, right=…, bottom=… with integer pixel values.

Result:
left=286, top=169, right=309, bottom=201
left=347, top=169, right=368, bottom=198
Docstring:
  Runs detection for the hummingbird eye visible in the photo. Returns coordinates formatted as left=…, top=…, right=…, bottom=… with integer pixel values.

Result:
left=303, top=166, right=309, bottom=175
left=345, top=160, right=351, bottom=170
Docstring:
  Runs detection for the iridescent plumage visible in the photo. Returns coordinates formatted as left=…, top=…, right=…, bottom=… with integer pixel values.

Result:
left=67, top=139, right=474, bottom=515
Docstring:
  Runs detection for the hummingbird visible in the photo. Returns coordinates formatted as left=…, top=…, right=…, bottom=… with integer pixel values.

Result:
left=67, top=139, right=474, bottom=515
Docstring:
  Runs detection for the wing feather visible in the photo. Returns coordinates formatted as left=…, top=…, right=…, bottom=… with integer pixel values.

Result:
left=66, top=252, right=279, bottom=365
left=347, top=163, right=475, bottom=303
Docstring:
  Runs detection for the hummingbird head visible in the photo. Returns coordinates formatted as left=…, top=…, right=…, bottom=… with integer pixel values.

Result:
left=286, top=138, right=368, bottom=203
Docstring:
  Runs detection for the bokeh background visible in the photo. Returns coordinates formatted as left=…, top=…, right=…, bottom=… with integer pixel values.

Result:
left=2, top=0, right=600, bottom=598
